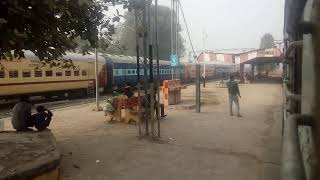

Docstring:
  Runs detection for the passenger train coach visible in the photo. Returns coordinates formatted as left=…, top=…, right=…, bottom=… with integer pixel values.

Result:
left=0, top=52, right=239, bottom=100
left=0, top=51, right=106, bottom=100
left=103, top=54, right=179, bottom=90
left=0, top=52, right=180, bottom=100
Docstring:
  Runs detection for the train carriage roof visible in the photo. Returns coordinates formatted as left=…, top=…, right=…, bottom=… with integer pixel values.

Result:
left=102, top=54, right=171, bottom=65
left=19, top=51, right=172, bottom=65
left=22, top=51, right=106, bottom=63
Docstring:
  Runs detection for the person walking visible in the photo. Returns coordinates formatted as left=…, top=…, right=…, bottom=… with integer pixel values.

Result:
left=226, top=76, right=242, bottom=117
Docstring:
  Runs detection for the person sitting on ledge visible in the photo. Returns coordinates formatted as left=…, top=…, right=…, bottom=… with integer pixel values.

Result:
left=11, top=96, right=34, bottom=131
left=31, top=106, right=53, bottom=131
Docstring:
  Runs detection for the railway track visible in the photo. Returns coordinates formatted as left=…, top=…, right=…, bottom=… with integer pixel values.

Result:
left=0, top=95, right=109, bottom=119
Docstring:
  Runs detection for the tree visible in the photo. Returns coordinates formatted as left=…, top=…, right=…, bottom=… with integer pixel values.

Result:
left=260, top=33, right=275, bottom=49
left=258, top=33, right=277, bottom=74
left=105, top=5, right=185, bottom=60
left=0, top=0, right=133, bottom=61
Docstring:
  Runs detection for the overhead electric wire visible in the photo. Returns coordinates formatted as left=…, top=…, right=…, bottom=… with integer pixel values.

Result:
left=178, top=0, right=196, bottom=59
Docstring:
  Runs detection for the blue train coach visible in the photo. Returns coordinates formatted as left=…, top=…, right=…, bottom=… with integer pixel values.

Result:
left=103, top=54, right=176, bottom=90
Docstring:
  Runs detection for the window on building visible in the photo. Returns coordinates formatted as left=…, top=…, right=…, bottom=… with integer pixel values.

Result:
left=34, top=70, right=42, bottom=77
left=82, top=70, right=87, bottom=76
left=74, top=71, right=79, bottom=76
left=22, top=70, right=31, bottom=77
left=0, top=71, right=5, bottom=78
left=9, top=70, right=18, bottom=78
left=128, top=70, right=132, bottom=75
left=56, top=71, right=63, bottom=77
left=65, top=70, right=71, bottom=76
left=46, top=71, right=53, bottom=77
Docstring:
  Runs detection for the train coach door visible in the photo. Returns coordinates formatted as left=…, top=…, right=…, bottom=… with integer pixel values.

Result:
left=105, top=60, right=114, bottom=92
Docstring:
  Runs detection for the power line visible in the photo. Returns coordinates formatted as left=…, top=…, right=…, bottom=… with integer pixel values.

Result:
left=178, top=0, right=196, bottom=59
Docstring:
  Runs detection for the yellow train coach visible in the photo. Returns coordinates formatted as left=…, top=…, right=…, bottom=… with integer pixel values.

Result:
left=0, top=51, right=106, bottom=100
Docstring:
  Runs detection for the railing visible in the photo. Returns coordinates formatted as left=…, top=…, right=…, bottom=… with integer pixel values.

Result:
left=281, top=41, right=313, bottom=180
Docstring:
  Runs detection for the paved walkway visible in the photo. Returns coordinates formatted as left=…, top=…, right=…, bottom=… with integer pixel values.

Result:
left=2, top=81, right=282, bottom=180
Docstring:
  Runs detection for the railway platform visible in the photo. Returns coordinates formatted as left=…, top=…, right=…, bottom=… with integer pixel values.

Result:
left=0, top=80, right=282, bottom=180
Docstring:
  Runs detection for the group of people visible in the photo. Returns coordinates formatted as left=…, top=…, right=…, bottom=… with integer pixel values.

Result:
left=105, top=81, right=163, bottom=122
left=9, top=78, right=240, bottom=131
left=11, top=96, right=53, bottom=131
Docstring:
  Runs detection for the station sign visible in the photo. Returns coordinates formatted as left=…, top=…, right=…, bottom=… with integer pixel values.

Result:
left=170, top=54, right=179, bottom=66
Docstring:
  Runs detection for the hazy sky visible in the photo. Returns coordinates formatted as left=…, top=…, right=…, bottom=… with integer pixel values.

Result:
left=158, top=0, right=285, bottom=52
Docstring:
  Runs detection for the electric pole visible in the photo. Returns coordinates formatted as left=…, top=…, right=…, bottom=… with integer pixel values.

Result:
left=203, top=29, right=207, bottom=88
left=95, top=48, right=101, bottom=111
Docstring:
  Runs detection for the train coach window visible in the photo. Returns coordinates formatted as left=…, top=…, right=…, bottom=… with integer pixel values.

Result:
left=56, top=71, right=63, bottom=77
left=82, top=70, right=87, bottom=76
left=46, top=71, right=53, bottom=77
left=9, top=70, right=18, bottom=78
left=35, top=70, right=42, bottom=77
left=74, top=71, right=79, bottom=76
left=0, top=71, right=4, bottom=78
left=65, top=70, right=71, bottom=76
left=22, top=70, right=31, bottom=77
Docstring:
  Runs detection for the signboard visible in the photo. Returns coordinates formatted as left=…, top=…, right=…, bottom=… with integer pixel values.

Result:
left=170, top=54, right=179, bottom=66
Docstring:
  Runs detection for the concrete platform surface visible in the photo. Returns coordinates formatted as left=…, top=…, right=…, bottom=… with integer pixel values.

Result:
left=0, top=130, right=60, bottom=179
left=0, top=81, right=282, bottom=180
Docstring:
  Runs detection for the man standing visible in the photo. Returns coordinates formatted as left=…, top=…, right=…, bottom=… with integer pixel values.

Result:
left=226, top=76, right=242, bottom=117
left=11, top=96, right=33, bottom=131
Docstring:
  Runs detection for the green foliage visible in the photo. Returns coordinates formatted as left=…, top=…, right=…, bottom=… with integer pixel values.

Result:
left=258, top=33, right=277, bottom=72
left=0, top=0, right=132, bottom=61
left=105, top=5, right=185, bottom=60
left=260, top=33, right=275, bottom=49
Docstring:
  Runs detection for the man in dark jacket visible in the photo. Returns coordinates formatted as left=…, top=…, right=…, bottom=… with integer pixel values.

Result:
left=226, top=76, right=242, bottom=117
left=31, top=106, right=53, bottom=131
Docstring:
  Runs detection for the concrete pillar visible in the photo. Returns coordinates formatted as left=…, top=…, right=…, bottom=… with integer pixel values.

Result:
left=251, top=64, right=255, bottom=77
left=240, top=64, right=244, bottom=83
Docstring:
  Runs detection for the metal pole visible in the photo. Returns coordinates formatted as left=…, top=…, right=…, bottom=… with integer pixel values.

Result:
left=176, top=0, right=179, bottom=79
left=135, top=6, right=142, bottom=137
left=196, top=64, right=201, bottom=113
left=175, top=0, right=179, bottom=79
left=170, top=0, right=174, bottom=55
left=170, top=0, right=174, bottom=80
left=155, top=0, right=161, bottom=137
left=203, top=29, right=206, bottom=88
left=95, top=48, right=100, bottom=110
left=142, top=0, right=149, bottom=135
left=147, top=0, right=155, bottom=137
